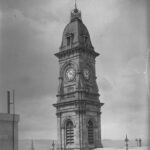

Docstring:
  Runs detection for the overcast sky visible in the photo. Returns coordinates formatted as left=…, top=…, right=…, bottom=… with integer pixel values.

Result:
left=0, top=0, right=149, bottom=140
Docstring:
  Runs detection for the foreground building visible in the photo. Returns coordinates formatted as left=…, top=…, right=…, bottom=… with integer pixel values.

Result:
left=0, top=113, right=19, bottom=150
left=53, top=5, right=104, bottom=150
left=0, top=91, right=19, bottom=150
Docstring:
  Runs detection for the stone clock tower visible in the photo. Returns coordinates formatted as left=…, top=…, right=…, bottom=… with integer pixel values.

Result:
left=53, top=5, right=104, bottom=150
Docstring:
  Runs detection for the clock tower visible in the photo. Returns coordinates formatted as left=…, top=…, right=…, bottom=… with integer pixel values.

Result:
left=53, top=5, right=104, bottom=150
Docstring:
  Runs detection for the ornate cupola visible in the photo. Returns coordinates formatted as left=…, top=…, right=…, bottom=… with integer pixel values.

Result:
left=53, top=3, right=104, bottom=150
left=58, top=5, right=97, bottom=55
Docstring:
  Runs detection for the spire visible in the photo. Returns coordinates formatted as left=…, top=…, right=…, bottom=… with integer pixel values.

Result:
left=70, top=0, right=81, bottom=22
left=75, top=0, right=77, bottom=9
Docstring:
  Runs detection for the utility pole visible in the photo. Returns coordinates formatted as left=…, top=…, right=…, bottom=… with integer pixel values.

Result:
left=12, top=90, right=15, bottom=150
left=125, top=134, right=129, bottom=150
left=7, top=90, right=15, bottom=150
left=7, top=91, right=10, bottom=114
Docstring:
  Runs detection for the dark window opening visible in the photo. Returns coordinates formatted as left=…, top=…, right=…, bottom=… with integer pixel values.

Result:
left=88, top=120, right=94, bottom=144
left=66, top=120, right=74, bottom=145
left=84, top=36, right=88, bottom=43
left=67, top=37, right=71, bottom=46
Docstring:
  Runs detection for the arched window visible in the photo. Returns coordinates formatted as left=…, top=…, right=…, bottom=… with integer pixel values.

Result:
left=67, top=36, right=71, bottom=46
left=66, top=120, right=74, bottom=145
left=66, top=34, right=74, bottom=46
left=88, top=120, right=94, bottom=144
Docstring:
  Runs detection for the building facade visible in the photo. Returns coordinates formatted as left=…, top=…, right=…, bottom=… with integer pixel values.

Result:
left=53, top=6, right=104, bottom=150
left=0, top=113, right=19, bottom=150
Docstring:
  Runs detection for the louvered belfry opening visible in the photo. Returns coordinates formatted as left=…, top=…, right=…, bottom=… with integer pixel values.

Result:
left=66, top=120, right=74, bottom=145
left=88, top=120, right=94, bottom=144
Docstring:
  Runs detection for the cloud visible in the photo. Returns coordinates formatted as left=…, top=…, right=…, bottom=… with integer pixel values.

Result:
left=99, top=77, right=113, bottom=92
left=17, top=96, right=57, bottom=139
left=0, top=0, right=148, bottom=140
left=0, top=8, right=59, bottom=99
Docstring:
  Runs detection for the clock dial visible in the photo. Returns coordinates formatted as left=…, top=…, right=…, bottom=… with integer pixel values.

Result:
left=83, top=68, right=90, bottom=80
left=66, top=67, right=76, bottom=81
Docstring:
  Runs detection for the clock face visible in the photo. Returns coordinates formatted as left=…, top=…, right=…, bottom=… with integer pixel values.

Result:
left=83, top=68, right=90, bottom=80
left=66, top=67, right=76, bottom=81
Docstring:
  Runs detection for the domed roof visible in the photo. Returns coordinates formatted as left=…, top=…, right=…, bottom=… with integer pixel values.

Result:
left=60, top=8, right=94, bottom=51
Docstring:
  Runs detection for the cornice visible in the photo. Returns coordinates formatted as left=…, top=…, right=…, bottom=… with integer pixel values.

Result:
left=53, top=99, right=104, bottom=108
left=55, top=46, right=99, bottom=59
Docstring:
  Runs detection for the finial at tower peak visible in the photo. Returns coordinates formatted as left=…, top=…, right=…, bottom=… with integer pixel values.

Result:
left=74, top=0, right=78, bottom=13
left=71, top=0, right=81, bottom=21
left=75, top=0, right=77, bottom=9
